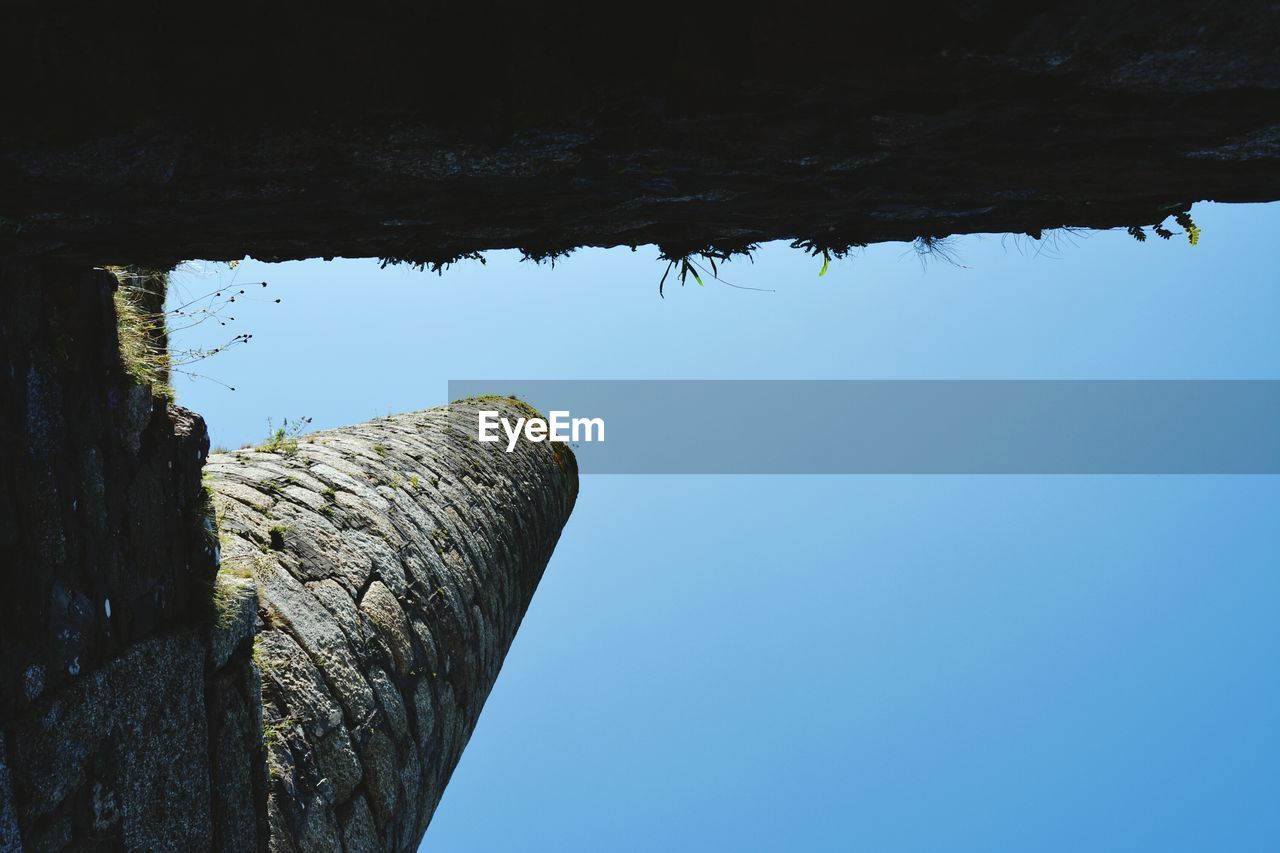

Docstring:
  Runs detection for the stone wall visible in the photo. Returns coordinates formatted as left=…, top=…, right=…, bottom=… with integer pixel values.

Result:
left=0, top=261, right=216, bottom=720
left=1, top=612, right=260, bottom=851
left=206, top=400, right=578, bottom=850
left=0, top=265, right=578, bottom=851
left=0, top=260, right=242, bottom=850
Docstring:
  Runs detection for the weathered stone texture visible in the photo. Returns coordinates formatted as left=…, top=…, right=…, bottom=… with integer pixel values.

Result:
left=7, top=630, right=210, bottom=850
left=206, top=400, right=578, bottom=851
left=0, top=566, right=264, bottom=851
left=0, top=739, right=18, bottom=852
left=0, top=261, right=217, bottom=720
left=2, top=397, right=576, bottom=851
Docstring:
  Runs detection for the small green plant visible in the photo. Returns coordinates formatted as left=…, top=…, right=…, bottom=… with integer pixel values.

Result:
left=665, top=255, right=704, bottom=289
left=409, top=475, right=420, bottom=490
left=519, top=247, right=576, bottom=267
left=655, top=244, right=766, bottom=297
left=791, top=239, right=867, bottom=276
left=112, top=276, right=173, bottom=397
left=220, top=555, right=258, bottom=580
left=1128, top=212, right=1202, bottom=246
left=262, top=712, right=298, bottom=751
left=372, top=444, right=388, bottom=458
left=257, top=417, right=312, bottom=456
left=267, top=524, right=288, bottom=551
left=452, top=395, right=545, bottom=421
left=210, top=572, right=254, bottom=627
left=1175, top=211, right=1201, bottom=245
left=251, top=635, right=274, bottom=673
left=322, top=487, right=336, bottom=501
left=911, top=235, right=963, bottom=267
left=378, top=251, right=487, bottom=275
left=197, top=485, right=220, bottom=553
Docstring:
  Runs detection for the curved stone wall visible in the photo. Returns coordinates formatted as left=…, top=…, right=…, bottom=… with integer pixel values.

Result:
left=206, top=401, right=578, bottom=851
left=0, top=264, right=578, bottom=851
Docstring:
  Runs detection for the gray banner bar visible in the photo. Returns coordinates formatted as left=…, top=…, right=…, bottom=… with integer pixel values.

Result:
left=447, top=380, right=1280, bottom=474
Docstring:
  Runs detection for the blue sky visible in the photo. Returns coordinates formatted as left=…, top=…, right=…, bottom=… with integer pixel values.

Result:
left=170, top=203, right=1280, bottom=851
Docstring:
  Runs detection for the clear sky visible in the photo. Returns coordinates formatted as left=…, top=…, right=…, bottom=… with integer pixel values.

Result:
left=169, top=202, right=1280, bottom=851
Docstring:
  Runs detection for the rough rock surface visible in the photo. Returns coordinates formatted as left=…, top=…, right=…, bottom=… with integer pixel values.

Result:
left=206, top=400, right=578, bottom=850
left=0, top=262, right=576, bottom=849
left=0, top=400, right=577, bottom=851
left=0, top=261, right=217, bottom=720
left=0, top=739, right=17, bottom=852
left=1, top=3, right=1278, bottom=265
left=1, top=603, right=262, bottom=852
left=0, top=260, right=252, bottom=851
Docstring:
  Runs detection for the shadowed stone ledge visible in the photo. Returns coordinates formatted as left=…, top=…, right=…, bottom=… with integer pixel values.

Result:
left=1, top=3, right=1278, bottom=264
left=206, top=401, right=578, bottom=852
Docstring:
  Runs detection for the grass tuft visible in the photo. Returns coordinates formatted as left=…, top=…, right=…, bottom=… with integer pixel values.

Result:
left=911, top=235, right=964, bottom=267
left=110, top=268, right=173, bottom=397
left=256, top=417, right=311, bottom=455
left=210, top=572, right=254, bottom=628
